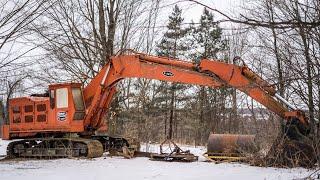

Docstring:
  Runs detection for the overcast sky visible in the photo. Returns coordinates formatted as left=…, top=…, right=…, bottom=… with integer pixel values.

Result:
left=180, top=0, right=242, bottom=21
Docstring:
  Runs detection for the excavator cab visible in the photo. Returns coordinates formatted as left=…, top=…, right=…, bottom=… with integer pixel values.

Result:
left=48, top=83, right=86, bottom=123
left=2, top=83, right=86, bottom=140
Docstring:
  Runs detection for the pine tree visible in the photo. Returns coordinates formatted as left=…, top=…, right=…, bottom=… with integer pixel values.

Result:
left=156, top=5, right=189, bottom=58
left=190, top=8, right=226, bottom=60
left=189, top=8, right=229, bottom=144
left=156, top=5, right=189, bottom=139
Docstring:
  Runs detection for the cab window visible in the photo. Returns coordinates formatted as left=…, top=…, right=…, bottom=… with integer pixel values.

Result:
left=71, top=88, right=85, bottom=111
left=56, top=88, right=68, bottom=108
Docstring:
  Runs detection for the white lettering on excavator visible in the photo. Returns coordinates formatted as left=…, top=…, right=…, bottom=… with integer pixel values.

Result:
left=163, top=71, right=174, bottom=77
left=57, top=111, right=67, bottom=121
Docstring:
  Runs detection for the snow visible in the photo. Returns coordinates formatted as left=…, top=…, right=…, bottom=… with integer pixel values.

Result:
left=0, top=139, right=312, bottom=180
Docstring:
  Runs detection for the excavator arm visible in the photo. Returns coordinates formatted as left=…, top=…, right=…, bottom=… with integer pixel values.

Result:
left=82, top=52, right=309, bottom=139
left=199, top=59, right=310, bottom=139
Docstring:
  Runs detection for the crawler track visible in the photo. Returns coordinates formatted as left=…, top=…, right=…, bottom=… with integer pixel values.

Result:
left=6, top=138, right=103, bottom=159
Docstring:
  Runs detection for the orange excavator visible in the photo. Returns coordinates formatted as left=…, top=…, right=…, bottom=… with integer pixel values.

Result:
left=0, top=51, right=311, bottom=158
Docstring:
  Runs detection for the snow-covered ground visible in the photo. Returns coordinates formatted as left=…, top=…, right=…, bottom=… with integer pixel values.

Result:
left=0, top=139, right=312, bottom=180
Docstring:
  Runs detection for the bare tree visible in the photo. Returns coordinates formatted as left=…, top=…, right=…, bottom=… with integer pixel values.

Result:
left=0, top=0, right=48, bottom=75
left=188, top=0, right=320, bottom=29
left=0, top=0, right=50, bottom=109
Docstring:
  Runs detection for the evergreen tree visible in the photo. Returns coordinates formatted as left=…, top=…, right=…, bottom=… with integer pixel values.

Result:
left=189, top=8, right=230, bottom=144
left=156, top=5, right=189, bottom=59
left=190, top=8, right=226, bottom=61
left=156, top=5, right=189, bottom=139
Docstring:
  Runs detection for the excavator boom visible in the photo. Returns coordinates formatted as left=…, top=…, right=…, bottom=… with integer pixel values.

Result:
left=82, top=53, right=309, bottom=136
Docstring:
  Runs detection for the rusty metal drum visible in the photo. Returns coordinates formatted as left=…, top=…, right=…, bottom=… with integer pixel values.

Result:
left=207, top=133, right=256, bottom=154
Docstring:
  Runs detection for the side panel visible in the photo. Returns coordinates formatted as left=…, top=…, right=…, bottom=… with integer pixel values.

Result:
left=6, top=84, right=85, bottom=139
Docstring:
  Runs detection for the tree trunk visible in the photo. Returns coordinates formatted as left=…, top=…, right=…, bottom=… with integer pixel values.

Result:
left=271, top=28, right=284, bottom=96
left=106, top=0, right=117, bottom=64
left=267, top=0, right=285, bottom=96
left=164, top=85, right=168, bottom=138
left=0, top=100, right=4, bottom=131
left=294, top=0, right=316, bottom=134
left=231, top=88, right=237, bottom=132
left=98, top=0, right=107, bottom=65
left=300, top=28, right=315, bottom=134
left=168, top=83, right=175, bottom=139
left=197, top=87, right=205, bottom=145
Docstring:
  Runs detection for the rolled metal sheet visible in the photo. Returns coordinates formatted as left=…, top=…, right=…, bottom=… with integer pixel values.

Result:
left=207, top=133, right=256, bottom=154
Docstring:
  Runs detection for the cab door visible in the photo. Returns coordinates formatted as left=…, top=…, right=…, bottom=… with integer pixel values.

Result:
left=55, top=87, right=70, bottom=124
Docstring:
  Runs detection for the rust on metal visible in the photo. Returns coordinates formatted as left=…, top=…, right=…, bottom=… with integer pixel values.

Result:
left=207, top=133, right=256, bottom=155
